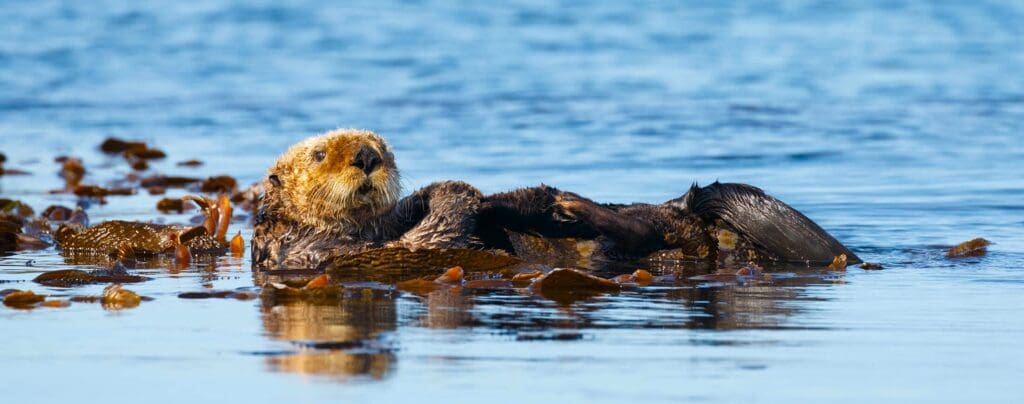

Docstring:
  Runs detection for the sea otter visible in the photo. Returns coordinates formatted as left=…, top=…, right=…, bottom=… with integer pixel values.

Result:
left=252, top=129, right=487, bottom=270
left=252, top=129, right=860, bottom=272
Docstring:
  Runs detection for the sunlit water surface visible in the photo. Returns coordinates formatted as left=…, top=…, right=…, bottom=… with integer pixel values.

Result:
left=2, top=1, right=1023, bottom=403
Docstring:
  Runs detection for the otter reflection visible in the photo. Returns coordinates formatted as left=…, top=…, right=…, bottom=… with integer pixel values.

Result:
left=468, top=269, right=845, bottom=332
left=259, top=289, right=398, bottom=381
left=665, top=273, right=843, bottom=330
left=255, top=268, right=842, bottom=381
left=418, top=288, right=475, bottom=329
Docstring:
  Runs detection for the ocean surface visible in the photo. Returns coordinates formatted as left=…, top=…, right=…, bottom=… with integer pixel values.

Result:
left=1, top=1, right=1023, bottom=403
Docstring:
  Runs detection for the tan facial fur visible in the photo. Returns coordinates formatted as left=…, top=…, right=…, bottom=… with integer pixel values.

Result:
left=265, top=129, right=400, bottom=230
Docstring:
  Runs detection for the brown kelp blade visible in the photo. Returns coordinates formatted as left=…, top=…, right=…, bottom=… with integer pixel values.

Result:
left=34, top=268, right=148, bottom=287
left=215, top=194, right=232, bottom=242
left=528, top=268, right=622, bottom=304
left=178, top=225, right=208, bottom=244
left=945, top=238, right=990, bottom=258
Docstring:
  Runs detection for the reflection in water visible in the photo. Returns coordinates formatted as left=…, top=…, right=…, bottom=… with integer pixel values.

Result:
left=668, top=274, right=840, bottom=330
left=255, top=268, right=843, bottom=382
left=420, top=288, right=475, bottom=329
left=259, top=289, right=398, bottom=381
left=61, top=251, right=224, bottom=276
left=60, top=253, right=234, bottom=290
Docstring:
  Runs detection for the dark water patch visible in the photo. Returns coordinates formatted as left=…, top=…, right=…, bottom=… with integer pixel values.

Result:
left=970, top=279, right=1024, bottom=285
left=515, top=332, right=587, bottom=342
left=243, top=350, right=296, bottom=357
left=729, top=103, right=799, bottom=115
left=291, top=338, right=396, bottom=353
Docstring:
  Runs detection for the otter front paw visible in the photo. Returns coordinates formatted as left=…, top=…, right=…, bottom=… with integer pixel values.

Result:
left=552, top=192, right=592, bottom=224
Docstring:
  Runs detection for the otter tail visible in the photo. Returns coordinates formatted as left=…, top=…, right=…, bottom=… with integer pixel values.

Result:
left=668, top=182, right=861, bottom=265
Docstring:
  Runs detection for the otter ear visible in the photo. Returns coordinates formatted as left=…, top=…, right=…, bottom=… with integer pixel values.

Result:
left=268, top=174, right=282, bottom=188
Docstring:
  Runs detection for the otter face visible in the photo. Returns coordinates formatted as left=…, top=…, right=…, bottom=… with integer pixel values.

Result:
left=266, top=129, right=400, bottom=229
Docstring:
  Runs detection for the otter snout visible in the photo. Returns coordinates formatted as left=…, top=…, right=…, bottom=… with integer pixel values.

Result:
left=352, top=144, right=381, bottom=175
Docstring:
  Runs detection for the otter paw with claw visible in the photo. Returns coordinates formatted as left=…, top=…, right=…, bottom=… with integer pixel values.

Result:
left=552, top=192, right=590, bottom=223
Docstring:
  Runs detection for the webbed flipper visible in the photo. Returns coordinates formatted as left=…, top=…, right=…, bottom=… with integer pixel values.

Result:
left=671, top=182, right=860, bottom=265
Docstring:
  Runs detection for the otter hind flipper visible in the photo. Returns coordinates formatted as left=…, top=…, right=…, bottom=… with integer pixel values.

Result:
left=678, top=182, right=860, bottom=265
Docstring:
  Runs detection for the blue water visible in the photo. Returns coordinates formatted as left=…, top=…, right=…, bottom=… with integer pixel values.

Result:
left=2, top=1, right=1023, bottom=402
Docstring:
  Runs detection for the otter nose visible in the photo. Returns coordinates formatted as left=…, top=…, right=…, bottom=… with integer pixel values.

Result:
left=351, top=145, right=382, bottom=175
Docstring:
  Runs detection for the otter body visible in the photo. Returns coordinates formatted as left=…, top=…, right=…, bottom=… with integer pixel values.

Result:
left=482, top=182, right=861, bottom=270
left=253, top=129, right=859, bottom=272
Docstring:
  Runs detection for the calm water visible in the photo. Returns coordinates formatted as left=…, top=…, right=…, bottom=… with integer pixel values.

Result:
left=2, top=1, right=1023, bottom=402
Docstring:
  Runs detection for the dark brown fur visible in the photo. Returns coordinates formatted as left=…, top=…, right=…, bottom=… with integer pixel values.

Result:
left=253, top=130, right=860, bottom=271
left=480, top=182, right=862, bottom=269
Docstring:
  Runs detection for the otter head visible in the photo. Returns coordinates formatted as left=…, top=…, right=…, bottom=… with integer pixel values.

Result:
left=265, top=129, right=400, bottom=230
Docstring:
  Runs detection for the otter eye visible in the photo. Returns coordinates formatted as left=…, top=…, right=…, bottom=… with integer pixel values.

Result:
left=313, top=150, right=326, bottom=162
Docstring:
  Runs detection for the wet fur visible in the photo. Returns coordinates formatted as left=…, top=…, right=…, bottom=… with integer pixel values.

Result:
left=671, top=182, right=860, bottom=264
left=517, top=181, right=862, bottom=266
left=265, top=129, right=401, bottom=231
left=253, top=129, right=488, bottom=270
left=253, top=130, right=859, bottom=270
